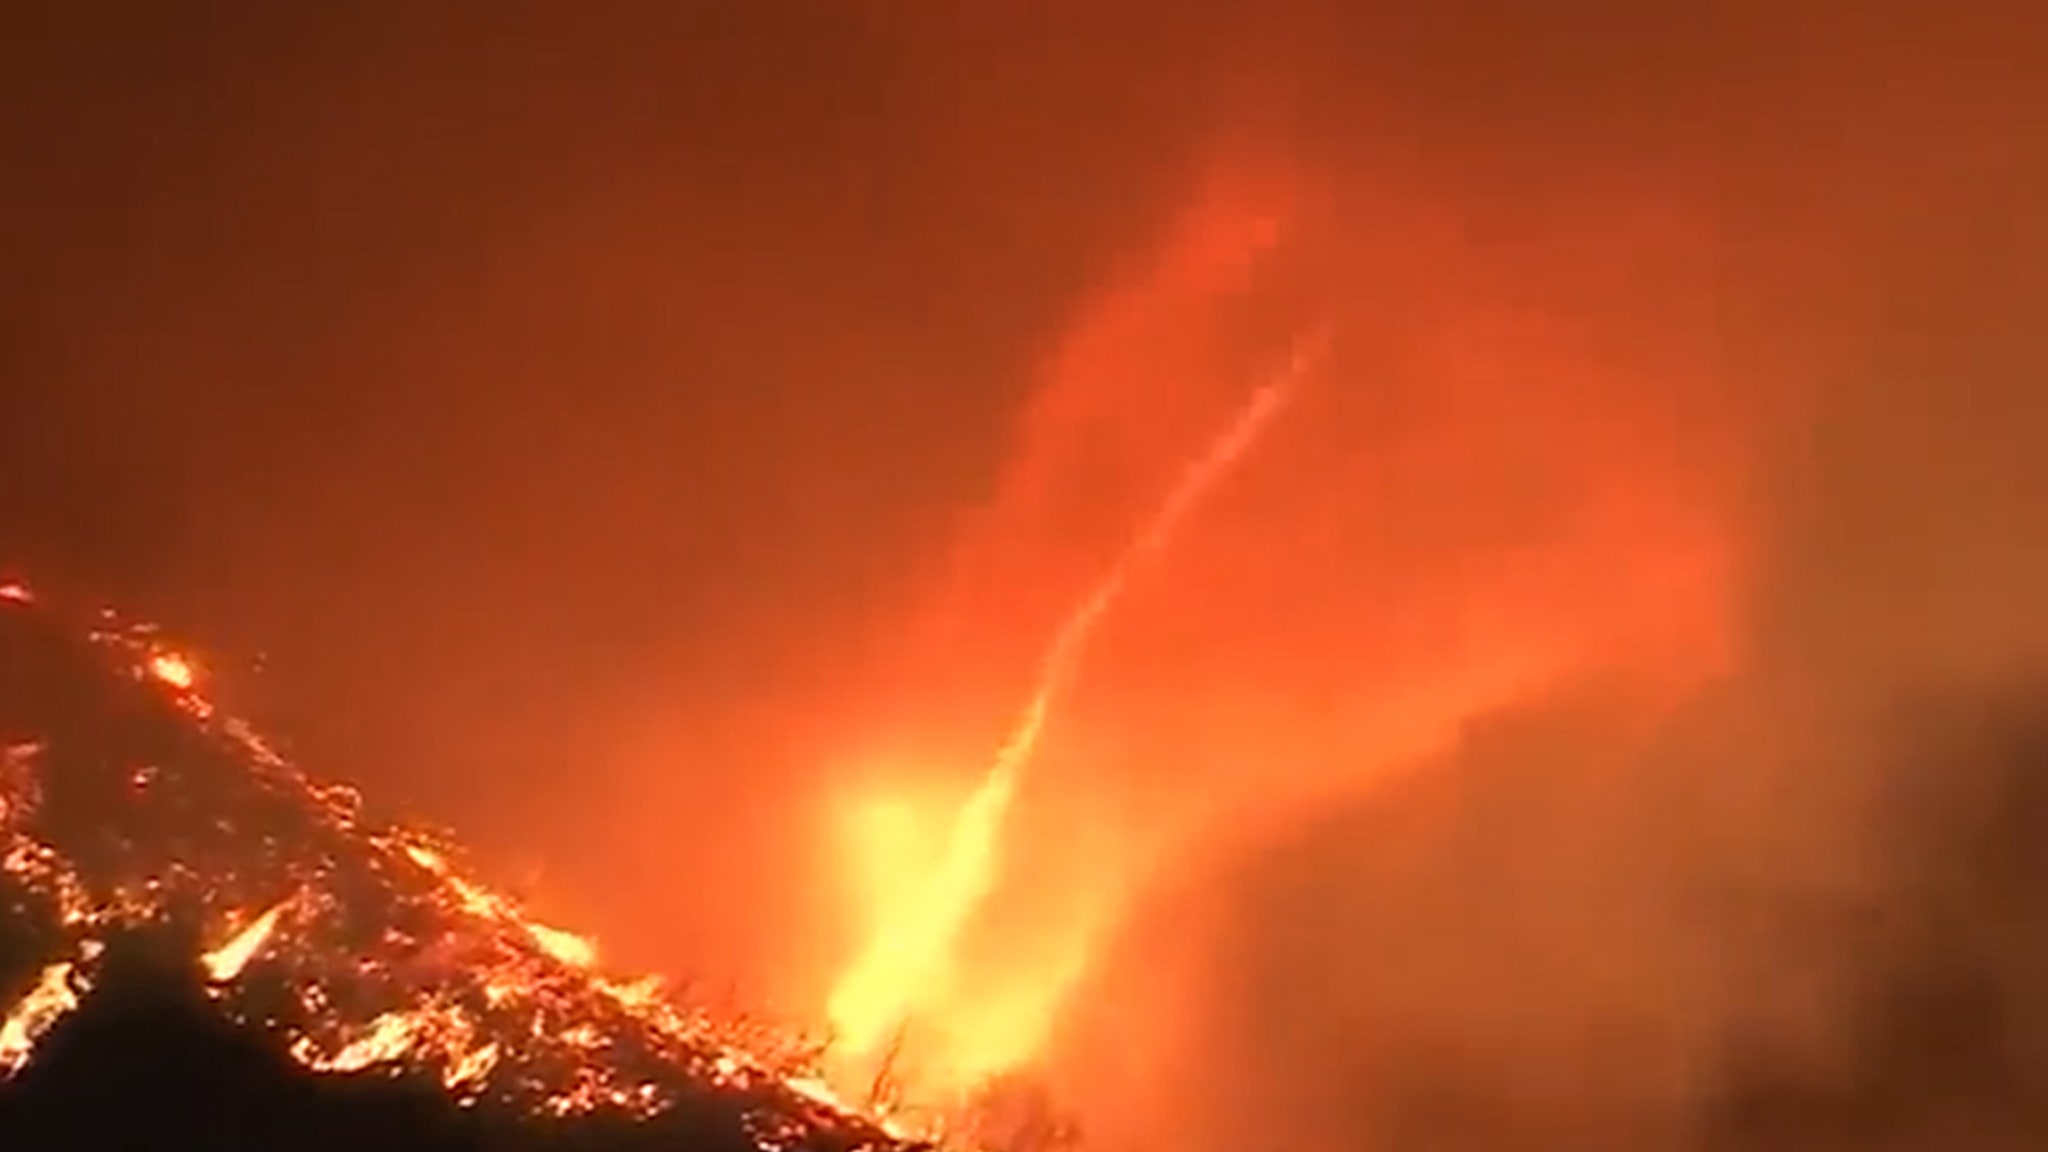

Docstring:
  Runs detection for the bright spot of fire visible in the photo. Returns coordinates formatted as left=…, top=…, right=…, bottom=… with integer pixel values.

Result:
left=528, top=922, right=599, bottom=969
left=202, top=901, right=289, bottom=982
left=0, top=962, right=81, bottom=1077
left=148, top=652, right=196, bottom=689
left=446, top=1040, right=502, bottom=1091
left=301, top=1007, right=440, bottom=1074
left=402, top=841, right=598, bottom=968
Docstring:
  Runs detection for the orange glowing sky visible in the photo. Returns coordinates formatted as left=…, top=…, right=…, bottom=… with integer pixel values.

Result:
left=7, top=6, right=2046, bottom=1148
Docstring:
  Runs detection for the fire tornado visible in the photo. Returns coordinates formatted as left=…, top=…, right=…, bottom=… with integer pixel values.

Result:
left=825, top=327, right=1328, bottom=1103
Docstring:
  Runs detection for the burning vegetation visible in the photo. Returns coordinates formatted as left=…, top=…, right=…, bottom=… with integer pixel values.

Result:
left=0, top=581, right=927, bottom=1151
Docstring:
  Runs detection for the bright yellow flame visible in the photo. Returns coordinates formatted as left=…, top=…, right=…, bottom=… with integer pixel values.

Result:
left=403, top=839, right=598, bottom=968
left=825, top=332, right=1326, bottom=1105
left=923, top=884, right=1111, bottom=1095
left=149, top=652, right=196, bottom=689
left=828, top=764, right=1022, bottom=1061
left=202, top=902, right=287, bottom=982
left=529, top=922, right=599, bottom=969
left=837, top=795, right=939, bottom=923
left=0, top=962, right=80, bottom=1076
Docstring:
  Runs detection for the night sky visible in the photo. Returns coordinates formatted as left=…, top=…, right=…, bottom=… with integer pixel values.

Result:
left=3, top=3, right=1217, bottom=982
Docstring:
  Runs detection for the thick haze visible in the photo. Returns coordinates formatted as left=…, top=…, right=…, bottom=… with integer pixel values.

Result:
left=6, top=3, right=2047, bottom=1149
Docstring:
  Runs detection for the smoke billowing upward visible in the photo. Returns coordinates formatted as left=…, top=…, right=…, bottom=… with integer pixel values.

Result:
left=848, top=6, right=2048, bottom=1151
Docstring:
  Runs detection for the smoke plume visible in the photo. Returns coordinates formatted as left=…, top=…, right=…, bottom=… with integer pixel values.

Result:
left=886, top=7, right=2048, bottom=1146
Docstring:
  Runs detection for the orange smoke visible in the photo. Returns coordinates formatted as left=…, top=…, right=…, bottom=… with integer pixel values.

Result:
left=1047, top=178, right=1748, bottom=1149
left=824, top=151, right=1752, bottom=1137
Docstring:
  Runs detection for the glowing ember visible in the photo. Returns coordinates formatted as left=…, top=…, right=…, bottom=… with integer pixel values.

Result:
left=827, top=329, right=1327, bottom=1103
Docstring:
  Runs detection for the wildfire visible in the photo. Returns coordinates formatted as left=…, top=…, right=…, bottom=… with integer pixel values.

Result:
left=825, top=330, right=1326, bottom=1109
left=0, top=584, right=913, bottom=1151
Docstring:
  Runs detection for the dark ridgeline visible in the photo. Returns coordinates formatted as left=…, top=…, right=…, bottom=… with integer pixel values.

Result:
left=0, top=586, right=922, bottom=1152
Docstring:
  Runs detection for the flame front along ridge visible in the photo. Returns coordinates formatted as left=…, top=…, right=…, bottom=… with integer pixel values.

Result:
left=0, top=587, right=916, bottom=1151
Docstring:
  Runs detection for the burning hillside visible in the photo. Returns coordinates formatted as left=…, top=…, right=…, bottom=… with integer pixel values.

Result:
left=0, top=580, right=921, bottom=1152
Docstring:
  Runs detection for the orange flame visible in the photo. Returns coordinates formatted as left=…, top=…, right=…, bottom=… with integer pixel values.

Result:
left=148, top=652, right=197, bottom=690
left=202, top=901, right=289, bottom=982
left=0, top=962, right=82, bottom=1077
left=826, top=330, right=1325, bottom=1107
left=529, top=922, right=600, bottom=969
